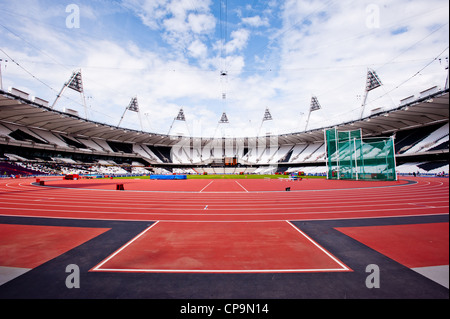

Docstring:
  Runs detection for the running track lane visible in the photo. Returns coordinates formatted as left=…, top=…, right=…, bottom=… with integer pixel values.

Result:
left=0, top=177, right=448, bottom=222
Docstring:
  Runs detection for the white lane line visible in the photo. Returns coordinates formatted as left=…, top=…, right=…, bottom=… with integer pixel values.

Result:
left=199, top=181, right=214, bottom=193
left=91, top=221, right=160, bottom=271
left=235, top=181, right=249, bottom=192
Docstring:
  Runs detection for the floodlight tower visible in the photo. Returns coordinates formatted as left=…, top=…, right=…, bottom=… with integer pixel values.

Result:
left=118, top=96, right=143, bottom=131
left=168, top=107, right=191, bottom=136
left=219, top=71, right=229, bottom=125
left=219, top=112, right=229, bottom=123
left=213, top=111, right=230, bottom=138
left=258, top=107, right=273, bottom=136
left=304, top=96, right=321, bottom=131
left=360, top=68, right=382, bottom=119
left=52, top=70, right=88, bottom=119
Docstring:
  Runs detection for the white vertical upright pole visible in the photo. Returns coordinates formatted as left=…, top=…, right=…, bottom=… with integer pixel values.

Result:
left=335, top=127, right=340, bottom=179
left=81, top=90, right=88, bottom=119
left=360, top=90, right=369, bottom=119
left=304, top=109, right=312, bottom=131
left=324, top=129, right=329, bottom=179
left=0, top=59, right=4, bottom=91
left=138, top=111, right=144, bottom=131
left=392, top=136, right=398, bottom=181
left=118, top=108, right=128, bottom=127
left=354, top=137, right=358, bottom=180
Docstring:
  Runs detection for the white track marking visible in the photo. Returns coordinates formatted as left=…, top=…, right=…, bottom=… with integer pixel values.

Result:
left=199, top=181, right=214, bottom=192
left=235, top=181, right=249, bottom=192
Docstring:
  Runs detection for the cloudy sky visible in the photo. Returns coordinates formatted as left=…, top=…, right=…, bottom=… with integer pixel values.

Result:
left=0, top=0, right=448, bottom=137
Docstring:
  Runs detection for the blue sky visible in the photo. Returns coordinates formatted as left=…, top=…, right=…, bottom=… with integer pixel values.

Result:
left=0, top=0, right=448, bottom=137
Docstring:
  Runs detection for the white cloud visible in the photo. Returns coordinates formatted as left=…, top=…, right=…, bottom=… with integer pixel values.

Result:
left=0, top=0, right=448, bottom=136
left=188, top=13, right=215, bottom=34
left=188, top=39, right=208, bottom=58
left=266, top=0, right=449, bottom=131
left=123, top=0, right=215, bottom=50
left=122, top=0, right=170, bottom=30
left=225, top=29, right=250, bottom=54
left=242, top=15, right=269, bottom=28
left=126, top=0, right=216, bottom=68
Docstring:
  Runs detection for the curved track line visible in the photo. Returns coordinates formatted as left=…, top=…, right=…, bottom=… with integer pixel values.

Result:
left=0, top=177, right=448, bottom=222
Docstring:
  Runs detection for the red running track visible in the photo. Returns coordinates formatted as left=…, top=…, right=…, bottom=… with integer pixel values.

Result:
left=0, top=177, right=448, bottom=222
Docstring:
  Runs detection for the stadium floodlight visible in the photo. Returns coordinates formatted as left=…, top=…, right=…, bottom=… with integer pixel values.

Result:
left=212, top=111, right=230, bottom=138
left=219, top=112, right=229, bottom=123
left=365, top=69, right=382, bottom=92
left=262, top=107, right=273, bottom=122
left=360, top=68, right=382, bottom=119
left=304, top=96, right=321, bottom=131
left=118, top=97, right=143, bottom=131
left=257, top=107, right=273, bottom=136
left=175, top=108, right=186, bottom=121
left=168, top=108, right=191, bottom=136
left=51, top=69, right=88, bottom=119
left=310, top=96, right=321, bottom=111
left=67, top=71, right=84, bottom=93
left=127, top=97, right=139, bottom=112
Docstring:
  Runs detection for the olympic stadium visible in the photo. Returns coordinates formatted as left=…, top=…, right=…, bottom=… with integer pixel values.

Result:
left=0, top=0, right=448, bottom=307
left=0, top=77, right=448, bottom=177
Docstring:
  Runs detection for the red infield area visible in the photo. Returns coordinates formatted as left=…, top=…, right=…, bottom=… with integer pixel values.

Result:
left=92, top=221, right=349, bottom=273
left=336, top=222, right=449, bottom=268
left=0, top=176, right=448, bottom=299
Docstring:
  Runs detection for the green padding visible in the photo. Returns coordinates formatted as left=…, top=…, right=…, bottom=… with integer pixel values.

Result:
left=325, top=128, right=397, bottom=181
left=150, top=175, right=187, bottom=180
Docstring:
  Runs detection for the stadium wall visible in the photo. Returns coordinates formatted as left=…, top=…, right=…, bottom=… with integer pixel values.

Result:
left=1, top=88, right=448, bottom=175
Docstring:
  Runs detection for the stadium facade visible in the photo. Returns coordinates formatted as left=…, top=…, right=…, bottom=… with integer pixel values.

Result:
left=0, top=83, right=448, bottom=177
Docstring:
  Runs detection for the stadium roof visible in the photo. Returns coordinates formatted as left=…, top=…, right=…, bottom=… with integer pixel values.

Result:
left=0, top=87, right=448, bottom=146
